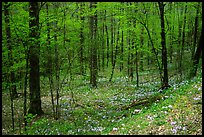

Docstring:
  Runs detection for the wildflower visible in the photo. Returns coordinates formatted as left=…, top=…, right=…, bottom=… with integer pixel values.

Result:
left=198, top=87, right=201, bottom=91
left=134, top=109, right=141, bottom=113
left=168, top=105, right=173, bottom=109
left=193, top=97, right=200, bottom=100
left=182, top=126, right=187, bottom=131
left=171, top=121, right=177, bottom=125
left=171, top=128, right=177, bottom=134
left=147, top=115, right=154, bottom=121
left=113, top=127, right=118, bottom=131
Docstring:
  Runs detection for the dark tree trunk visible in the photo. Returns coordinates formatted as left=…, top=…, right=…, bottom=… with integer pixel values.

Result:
left=53, top=3, right=60, bottom=120
left=110, top=15, right=114, bottom=66
left=179, top=3, right=187, bottom=79
left=79, top=2, right=85, bottom=75
left=140, top=27, right=144, bottom=71
left=191, top=2, right=200, bottom=60
left=120, top=30, right=124, bottom=72
left=104, top=10, right=109, bottom=68
left=90, top=2, right=98, bottom=88
left=158, top=2, right=169, bottom=88
left=28, top=2, right=44, bottom=115
left=109, top=17, right=120, bottom=82
left=189, top=30, right=202, bottom=79
left=102, top=21, right=105, bottom=71
left=4, top=2, right=16, bottom=131
left=4, top=2, right=18, bottom=99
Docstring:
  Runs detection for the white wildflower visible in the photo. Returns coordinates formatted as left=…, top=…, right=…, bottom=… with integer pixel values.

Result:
left=168, top=105, right=173, bottom=109
left=147, top=115, right=154, bottom=121
left=113, top=127, right=118, bottom=131
left=134, top=109, right=141, bottom=113
left=193, top=97, right=201, bottom=100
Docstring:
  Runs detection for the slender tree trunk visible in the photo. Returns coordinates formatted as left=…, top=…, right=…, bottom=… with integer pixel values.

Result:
left=90, top=2, right=98, bottom=88
left=158, top=2, right=169, bottom=87
left=179, top=3, right=187, bottom=79
left=189, top=30, right=202, bottom=78
left=191, top=2, right=200, bottom=60
left=176, top=3, right=182, bottom=81
left=110, top=15, right=114, bottom=66
left=46, top=3, right=55, bottom=119
left=104, top=10, right=109, bottom=68
left=53, top=3, right=60, bottom=119
left=28, top=2, right=44, bottom=115
left=140, top=27, right=144, bottom=71
left=102, top=18, right=105, bottom=71
left=4, top=2, right=16, bottom=131
left=109, top=17, right=120, bottom=82
left=79, top=2, right=85, bottom=74
left=4, top=2, right=18, bottom=99
left=120, top=30, right=124, bottom=72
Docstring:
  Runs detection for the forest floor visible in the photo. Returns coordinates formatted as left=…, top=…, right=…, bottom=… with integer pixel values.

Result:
left=2, top=69, right=202, bottom=135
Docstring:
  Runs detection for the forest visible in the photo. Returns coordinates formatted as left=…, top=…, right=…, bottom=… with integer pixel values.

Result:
left=2, top=2, right=202, bottom=135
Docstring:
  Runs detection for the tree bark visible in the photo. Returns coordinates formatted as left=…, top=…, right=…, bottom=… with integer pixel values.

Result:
left=79, top=2, right=85, bottom=74
left=158, top=2, right=169, bottom=87
left=189, top=30, right=202, bottom=79
left=90, top=2, right=98, bottom=88
left=28, top=2, right=44, bottom=115
left=4, top=2, right=18, bottom=99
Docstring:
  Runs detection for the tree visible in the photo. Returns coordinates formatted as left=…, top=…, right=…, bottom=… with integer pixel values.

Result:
left=79, top=2, right=85, bottom=75
left=46, top=2, right=55, bottom=119
left=189, top=30, right=202, bottom=79
left=158, top=2, right=169, bottom=88
left=4, top=2, right=18, bottom=99
left=28, top=2, right=44, bottom=115
left=89, top=2, right=98, bottom=88
left=4, top=2, right=17, bottom=131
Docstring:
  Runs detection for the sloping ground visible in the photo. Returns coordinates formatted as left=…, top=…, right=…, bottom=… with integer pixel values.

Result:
left=104, top=77, right=202, bottom=135
left=2, top=74, right=202, bottom=135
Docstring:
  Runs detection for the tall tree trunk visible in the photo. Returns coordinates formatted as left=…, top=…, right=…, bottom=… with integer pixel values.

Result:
left=191, top=2, right=200, bottom=60
left=110, top=15, right=114, bottom=66
left=189, top=30, right=202, bottom=79
left=177, top=9, right=182, bottom=80
left=179, top=3, right=187, bottom=79
left=46, top=3, right=55, bottom=119
left=102, top=21, right=105, bottom=71
left=4, top=2, right=18, bottom=99
left=28, top=2, right=44, bottom=115
left=53, top=3, right=60, bottom=120
left=109, top=17, right=120, bottom=82
left=140, top=27, right=144, bottom=71
left=79, top=2, right=85, bottom=75
left=104, top=10, right=109, bottom=68
left=4, top=2, right=16, bottom=131
left=158, top=2, right=169, bottom=88
left=90, top=2, right=98, bottom=88
left=120, top=30, right=124, bottom=72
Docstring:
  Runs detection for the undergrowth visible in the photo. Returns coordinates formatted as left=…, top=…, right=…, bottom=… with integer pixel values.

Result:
left=2, top=69, right=202, bottom=135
